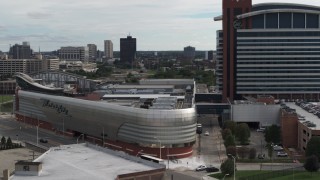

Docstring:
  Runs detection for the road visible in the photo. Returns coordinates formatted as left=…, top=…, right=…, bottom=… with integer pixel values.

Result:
left=0, top=115, right=77, bottom=149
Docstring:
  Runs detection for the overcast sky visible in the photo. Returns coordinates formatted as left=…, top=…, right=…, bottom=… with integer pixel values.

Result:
left=0, top=0, right=318, bottom=51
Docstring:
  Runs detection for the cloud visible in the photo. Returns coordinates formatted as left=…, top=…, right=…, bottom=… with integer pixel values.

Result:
left=0, top=0, right=319, bottom=51
left=27, top=12, right=52, bottom=19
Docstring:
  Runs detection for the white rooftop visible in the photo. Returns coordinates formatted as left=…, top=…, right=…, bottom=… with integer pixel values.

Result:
left=286, top=103, right=320, bottom=130
left=12, top=143, right=163, bottom=180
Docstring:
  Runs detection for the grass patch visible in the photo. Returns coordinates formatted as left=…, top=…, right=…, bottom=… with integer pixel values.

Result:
left=0, top=95, right=13, bottom=103
left=269, top=171, right=320, bottom=180
left=211, top=171, right=320, bottom=180
left=210, top=170, right=272, bottom=180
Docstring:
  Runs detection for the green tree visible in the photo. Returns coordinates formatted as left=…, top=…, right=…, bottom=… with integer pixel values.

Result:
left=1, top=136, right=6, bottom=145
left=265, top=125, right=281, bottom=144
left=306, top=136, right=320, bottom=160
left=222, top=129, right=232, bottom=140
left=235, top=123, right=251, bottom=145
left=224, top=135, right=236, bottom=148
left=220, top=159, right=235, bottom=175
left=304, top=155, right=320, bottom=175
left=224, top=121, right=237, bottom=135
left=6, top=137, right=12, bottom=148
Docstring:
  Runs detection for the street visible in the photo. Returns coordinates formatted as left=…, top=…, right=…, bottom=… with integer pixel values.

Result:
left=0, top=114, right=77, bottom=149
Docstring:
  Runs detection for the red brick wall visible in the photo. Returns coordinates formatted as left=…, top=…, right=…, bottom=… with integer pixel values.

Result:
left=280, top=110, right=298, bottom=148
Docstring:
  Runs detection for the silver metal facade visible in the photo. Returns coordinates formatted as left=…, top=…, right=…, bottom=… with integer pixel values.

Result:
left=16, top=90, right=197, bottom=147
left=231, top=103, right=280, bottom=126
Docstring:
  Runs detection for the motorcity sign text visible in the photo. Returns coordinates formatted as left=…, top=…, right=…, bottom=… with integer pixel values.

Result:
left=41, top=99, right=69, bottom=115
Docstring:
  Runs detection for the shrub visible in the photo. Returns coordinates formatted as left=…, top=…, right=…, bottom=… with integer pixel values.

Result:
left=226, top=146, right=237, bottom=157
left=237, top=147, right=249, bottom=159
left=249, top=148, right=257, bottom=159
left=221, top=159, right=235, bottom=175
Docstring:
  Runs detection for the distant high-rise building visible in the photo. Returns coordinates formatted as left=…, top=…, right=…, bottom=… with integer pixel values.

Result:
left=9, top=42, right=32, bottom=59
left=104, top=40, right=113, bottom=59
left=215, top=0, right=320, bottom=102
left=87, top=44, right=97, bottom=61
left=207, top=50, right=214, bottom=60
left=183, top=46, right=195, bottom=60
left=59, top=46, right=89, bottom=62
left=120, top=36, right=136, bottom=63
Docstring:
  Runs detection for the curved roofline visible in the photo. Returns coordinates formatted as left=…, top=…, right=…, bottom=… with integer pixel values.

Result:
left=253, top=3, right=320, bottom=11
left=237, top=9, right=320, bottom=20
left=15, top=72, right=64, bottom=91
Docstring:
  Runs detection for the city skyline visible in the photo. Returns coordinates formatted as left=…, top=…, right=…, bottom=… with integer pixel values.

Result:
left=0, top=0, right=319, bottom=52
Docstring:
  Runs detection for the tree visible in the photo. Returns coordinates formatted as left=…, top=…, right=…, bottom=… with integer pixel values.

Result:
left=224, top=135, right=236, bottom=148
left=304, top=155, right=320, bottom=174
left=6, top=137, right=12, bottom=149
left=235, top=123, right=251, bottom=145
left=265, top=125, right=281, bottom=144
left=222, top=129, right=232, bottom=140
left=249, top=148, right=257, bottom=159
left=226, top=146, right=237, bottom=157
left=220, top=159, right=235, bottom=175
left=237, top=147, right=249, bottom=159
left=1, top=136, right=5, bottom=146
left=306, top=136, right=320, bottom=160
left=224, top=121, right=237, bottom=135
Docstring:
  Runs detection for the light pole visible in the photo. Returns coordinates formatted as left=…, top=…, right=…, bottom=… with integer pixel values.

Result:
left=77, top=134, right=84, bottom=144
left=154, top=137, right=161, bottom=159
left=62, top=117, right=65, bottom=136
left=223, top=174, right=230, bottom=180
left=36, top=122, right=43, bottom=146
left=228, top=154, right=236, bottom=180
left=102, top=127, right=104, bottom=147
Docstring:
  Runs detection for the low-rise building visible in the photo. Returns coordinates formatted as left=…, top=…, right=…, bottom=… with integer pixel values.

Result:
left=11, top=143, right=165, bottom=180
left=0, top=59, right=59, bottom=76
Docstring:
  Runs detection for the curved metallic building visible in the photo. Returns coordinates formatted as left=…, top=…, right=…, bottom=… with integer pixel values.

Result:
left=14, top=73, right=197, bottom=159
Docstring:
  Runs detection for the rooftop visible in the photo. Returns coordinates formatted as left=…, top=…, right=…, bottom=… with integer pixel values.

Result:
left=12, top=143, right=164, bottom=180
left=286, top=103, right=320, bottom=130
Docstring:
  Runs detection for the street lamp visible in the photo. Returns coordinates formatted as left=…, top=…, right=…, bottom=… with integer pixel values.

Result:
left=154, top=137, right=161, bottom=159
left=223, top=174, right=230, bottom=180
left=77, top=134, right=84, bottom=144
left=36, top=123, right=43, bottom=146
left=228, top=154, right=236, bottom=180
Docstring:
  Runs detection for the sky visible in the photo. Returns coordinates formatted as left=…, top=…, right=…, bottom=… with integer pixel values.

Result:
left=0, top=0, right=319, bottom=52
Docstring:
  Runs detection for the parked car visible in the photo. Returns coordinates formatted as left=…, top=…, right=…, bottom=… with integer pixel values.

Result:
left=196, top=124, right=202, bottom=134
left=39, top=138, right=48, bottom=143
left=206, top=166, right=219, bottom=173
left=273, top=145, right=284, bottom=151
left=277, top=151, right=288, bottom=157
left=196, top=165, right=207, bottom=171
left=204, top=131, right=209, bottom=136
left=256, top=127, right=265, bottom=132
left=258, top=154, right=265, bottom=159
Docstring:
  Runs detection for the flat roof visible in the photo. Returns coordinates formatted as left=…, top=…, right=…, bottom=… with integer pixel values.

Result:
left=286, top=103, right=320, bottom=130
left=102, top=94, right=185, bottom=99
left=12, top=144, right=163, bottom=180
left=101, top=85, right=174, bottom=89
